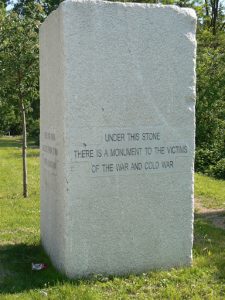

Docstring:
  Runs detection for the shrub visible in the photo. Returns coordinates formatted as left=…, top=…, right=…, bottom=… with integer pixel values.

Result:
left=195, top=148, right=218, bottom=173
left=210, top=159, right=225, bottom=180
left=28, top=119, right=40, bottom=146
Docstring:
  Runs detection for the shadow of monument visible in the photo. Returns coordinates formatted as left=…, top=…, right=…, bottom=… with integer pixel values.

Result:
left=195, top=209, right=225, bottom=230
left=1, top=217, right=225, bottom=294
left=0, top=243, right=67, bottom=294
left=194, top=212, right=225, bottom=281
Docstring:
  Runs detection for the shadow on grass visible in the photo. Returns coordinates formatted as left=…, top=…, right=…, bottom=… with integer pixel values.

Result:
left=0, top=137, right=39, bottom=160
left=10, top=152, right=40, bottom=159
left=0, top=136, right=39, bottom=150
left=0, top=243, right=69, bottom=294
left=195, top=210, right=225, bottom=230
left=194, top=215, right=225, bottom=280
left=0, top=137, right=22, bottom=148
left=196, top=210, right=225, bottom=216
left=0, top=219, right=225, bottom=294
left=5, top=153, right=40, bottom=161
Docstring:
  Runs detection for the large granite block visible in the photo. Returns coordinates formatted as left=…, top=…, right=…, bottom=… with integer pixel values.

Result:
left=40, top=0, right=196, bottom=278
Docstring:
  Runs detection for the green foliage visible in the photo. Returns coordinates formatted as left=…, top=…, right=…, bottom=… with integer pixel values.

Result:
left=0, top=100, right=21, bottom=135
left=0, top=0, right=8, bottom=8
left=28, top=119, right=40, bottom=145
left=196, top=29, right=225, bottom=150
left=210, top=158, right=225, bottom=179
left=195, top=148, right=218, bottom=173
left=194, top=0, right=225, bottom=175
left=0, top=5, right=40, bottom=135
left=13, top=0, right=64, bottom=16
left=42, top=0, right=64, bottom=14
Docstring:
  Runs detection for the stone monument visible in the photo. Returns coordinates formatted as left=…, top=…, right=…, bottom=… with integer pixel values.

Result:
left=40, top=0, right=196, bottom=278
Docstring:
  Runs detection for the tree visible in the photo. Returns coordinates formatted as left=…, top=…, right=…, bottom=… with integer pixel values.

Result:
left=0, top=8, right=40, bottom=197
left=13, top=0, right=64, bottom=16
left=0, top=99, right=20, bottom=135
left=193, top=0, right=225, bottom=175
left=0, top=0, right=8, bottom=8
left=203, top=0, right=225, bottom=35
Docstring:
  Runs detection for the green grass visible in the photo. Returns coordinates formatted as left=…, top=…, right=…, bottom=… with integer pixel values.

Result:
left=0, top=136, right=225, bottom=299
left=195, top=173, right=225, bottom=209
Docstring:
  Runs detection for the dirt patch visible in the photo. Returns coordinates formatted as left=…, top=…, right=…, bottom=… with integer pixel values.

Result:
left=195, top=198, right=225, bottom=230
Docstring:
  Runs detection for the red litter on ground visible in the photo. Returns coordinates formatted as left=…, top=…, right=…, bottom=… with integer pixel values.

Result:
left=32, top=263, right=48, bottom=271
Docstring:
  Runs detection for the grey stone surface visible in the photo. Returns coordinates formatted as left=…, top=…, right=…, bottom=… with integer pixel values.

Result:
left=40, top=0, right=197, bottom=278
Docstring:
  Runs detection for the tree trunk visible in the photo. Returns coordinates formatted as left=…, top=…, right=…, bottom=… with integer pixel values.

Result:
left=205, top=0, right=209, bottom=17
left=211, top=0, right=219, bottom=35
left=21, top=101, right=28, bottom=198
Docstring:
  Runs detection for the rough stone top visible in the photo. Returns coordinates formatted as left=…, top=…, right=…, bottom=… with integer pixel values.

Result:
left=40, top=0, right=197, bottom=35
left=58, top=0, right=196, bottom=21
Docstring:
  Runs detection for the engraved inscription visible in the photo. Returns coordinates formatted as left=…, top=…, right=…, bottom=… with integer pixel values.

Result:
left=72, top=127, right=190, bottom=176
left=42, top=130, right=58, bottom=172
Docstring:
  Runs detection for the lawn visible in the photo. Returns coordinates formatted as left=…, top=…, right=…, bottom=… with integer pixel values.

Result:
left=0, top=136, right=225, bottom=299
left=195, top=173, right=225, bottom=209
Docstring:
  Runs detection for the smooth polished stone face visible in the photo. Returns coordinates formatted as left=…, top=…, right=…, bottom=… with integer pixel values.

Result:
left=40, top=0, right=197, bottom=278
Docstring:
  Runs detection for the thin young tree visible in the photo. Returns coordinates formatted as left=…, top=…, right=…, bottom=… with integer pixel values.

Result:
left=0, top=8, right=39, bottom=197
